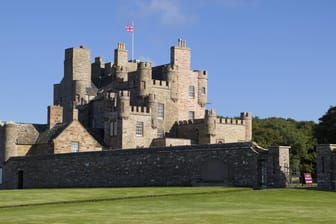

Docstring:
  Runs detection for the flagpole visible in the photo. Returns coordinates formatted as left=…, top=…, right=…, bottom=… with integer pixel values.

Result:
left=131, top=21, right=134, bottom=61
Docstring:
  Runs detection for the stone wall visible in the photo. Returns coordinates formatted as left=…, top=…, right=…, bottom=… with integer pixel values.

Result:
left=317, top=144, right=336, bottom=191
left=1, top=142, right=289, bottom=189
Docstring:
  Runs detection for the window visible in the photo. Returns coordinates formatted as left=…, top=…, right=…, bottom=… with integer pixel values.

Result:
left=157, top=129, right=165, bottom=138
left=71, top=142, right=79, bottom=153
left=0, top=167, right=2, bottom=185
left=110, top=121, right=118, bottom=136
left=158, top=103, right=164, bottom=119
left=188, top=111, right=195, bottom=120
left=188, top=85, right=195, bottom=98
left=136, top=121, right=144, bottom=136
left=201, top=87, right=206, bottom=95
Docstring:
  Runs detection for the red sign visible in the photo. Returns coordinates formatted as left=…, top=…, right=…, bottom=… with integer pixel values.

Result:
left=304, top=173, right=313, bottom=184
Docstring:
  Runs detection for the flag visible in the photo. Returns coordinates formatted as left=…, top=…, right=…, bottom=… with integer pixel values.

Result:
left=125, top=25, right=134, bottom=32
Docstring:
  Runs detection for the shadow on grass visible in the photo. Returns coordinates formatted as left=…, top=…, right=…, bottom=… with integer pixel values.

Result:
left=0, top=188, right=251, bottom=209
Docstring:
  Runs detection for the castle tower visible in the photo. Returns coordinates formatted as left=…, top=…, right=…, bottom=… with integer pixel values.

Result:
left=170, top=39, right=190, bottom=70
left=4, top=121, right=17, bottom=161
left=148, top=94, right=158, bottom=128
left=138, top=62, right=152, bottom=97
left=197, top=70, right=208, bottom=107
left=114, top=42, right=128, bottom=67
left=48, top=105, right=63, bottom=129
left=169, top=39, right=206, bottom=120
left=240, top=112, right=252, bottom=141
left=165, top=64, right=178, bottom=102
left=206, top=109, right=217, bottom=136
left=60, top=46, right=92, bottom=123
left=118, top=90, right=130, bottom=119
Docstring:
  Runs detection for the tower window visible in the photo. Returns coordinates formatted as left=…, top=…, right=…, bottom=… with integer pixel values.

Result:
left=188, top=85, right=195, bottom=98
left=158, top=103, right=164, bottom=119
left=201, top=87, right=206, bottom=95
left=71, top=142, right=79, bottom=153
left=136, top=121, right=144, bottom=136
left=188, top=111, right=195, bottom=120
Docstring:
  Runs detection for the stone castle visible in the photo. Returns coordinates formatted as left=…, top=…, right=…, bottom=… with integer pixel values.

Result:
left=0, top=39, right=292, bottom=190
left=0, top=39, right=252, bottom=156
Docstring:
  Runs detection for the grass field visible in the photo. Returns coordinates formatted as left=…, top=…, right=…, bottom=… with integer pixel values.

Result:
left=0, top=187, right=335, bottom=224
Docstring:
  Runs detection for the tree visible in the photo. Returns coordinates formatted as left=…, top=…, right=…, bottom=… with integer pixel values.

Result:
left=253, top=117, right=317, bottom=176
left=314, top=106, right=336, bottom=144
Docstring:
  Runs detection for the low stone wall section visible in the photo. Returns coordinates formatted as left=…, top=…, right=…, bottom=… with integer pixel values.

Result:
left=2, top=142, right=287, bottom=189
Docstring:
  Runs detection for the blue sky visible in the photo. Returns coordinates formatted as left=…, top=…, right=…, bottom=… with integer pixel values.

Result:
left=0, top=0, right=335, bottom=124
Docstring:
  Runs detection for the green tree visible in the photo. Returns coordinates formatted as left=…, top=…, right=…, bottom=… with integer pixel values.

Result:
left=314, top=106, right=336, bottom=144
left=253, top=117, right=317, bottom=176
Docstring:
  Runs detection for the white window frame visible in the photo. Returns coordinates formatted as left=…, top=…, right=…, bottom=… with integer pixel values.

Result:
left=188, top=111, right=195, bottom=120
left=136, top=121, right=144, bottom=136
left=188, top=85, right=195, bottom=98
left=71, top=142, right=79, bottom=153
left=158, top=103, right=164, bottom=119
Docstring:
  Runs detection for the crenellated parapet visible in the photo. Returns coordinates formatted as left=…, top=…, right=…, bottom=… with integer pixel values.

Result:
left=131, top=106, right=151, bottom=114
left=217, top=117, right=246, bottom=125
left=152, top=80, right=169, bottom=88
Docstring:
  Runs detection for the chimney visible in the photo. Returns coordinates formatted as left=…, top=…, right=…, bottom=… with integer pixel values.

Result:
left=48, top=105, right=63, bottom=129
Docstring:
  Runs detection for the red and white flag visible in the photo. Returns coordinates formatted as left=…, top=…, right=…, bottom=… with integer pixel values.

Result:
left=125, top=25, right=134, bottom=32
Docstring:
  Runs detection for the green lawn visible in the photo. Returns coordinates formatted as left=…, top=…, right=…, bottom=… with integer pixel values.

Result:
left=0, top=187, right=335, bottom=224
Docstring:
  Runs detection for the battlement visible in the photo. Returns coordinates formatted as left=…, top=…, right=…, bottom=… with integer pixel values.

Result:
left=206, top=109, right=217, bottom=117
left=138, top=61, right=152, bottom=69
left=195, top=70, right=208, bottom=79
left=217, top=117, right=245, bottom=125
left=95, top=56, right=104, bottom=64
left=131, top=106, right=150, bottom=114
left=177, top=119, right=204, bottom=126
left=115, top=65, right=127, bottom=72
left=117, top=42, right=126, bottom=50
left=165, top=64, right=178, bottom=72
left=152, top=80, right=169, bottom=87
left=118, top=90, right=130, bottom=97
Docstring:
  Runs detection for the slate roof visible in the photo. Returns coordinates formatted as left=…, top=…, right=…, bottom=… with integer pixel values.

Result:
left=16, top=124, right=48, bottom=145
left=36, top=123, right=69, bottom=144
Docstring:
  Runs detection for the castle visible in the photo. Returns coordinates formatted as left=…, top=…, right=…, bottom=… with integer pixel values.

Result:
left=0, top=39, right=291, bottom=189
left=0, top=39, right=252, bottom=157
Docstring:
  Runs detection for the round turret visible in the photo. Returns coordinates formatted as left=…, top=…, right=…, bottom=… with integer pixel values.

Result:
left=148, top=94, right=158, bottom=128
left=197, top=70, right=208, bottom=107
left=115, top=65, right=128, bottom=82
left=118, top=90, right=130, bottom=119
left=206, top=109, right=217, bottom=136
left=165, top=64, right=178, bottom=101
left=138, top=62, right=152, bottom=97
left=4, top=121, right=17, bottom=161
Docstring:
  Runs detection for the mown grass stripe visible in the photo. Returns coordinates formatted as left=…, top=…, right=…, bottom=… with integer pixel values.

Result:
left=0, top=188, right=249, bottom=209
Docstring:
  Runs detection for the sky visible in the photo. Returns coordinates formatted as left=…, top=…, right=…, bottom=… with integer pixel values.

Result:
left=0, top=0, right=335, bottom=124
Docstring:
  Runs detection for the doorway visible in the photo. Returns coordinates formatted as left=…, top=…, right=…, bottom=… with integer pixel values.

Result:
left=17, top=170, right=23, bottom=189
